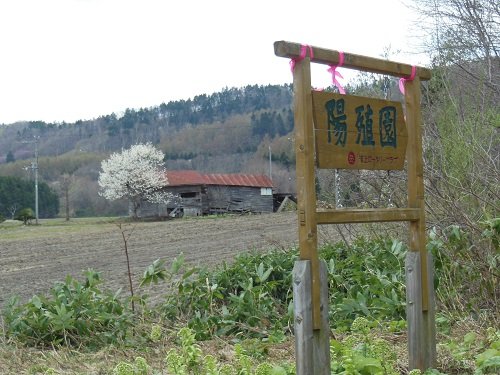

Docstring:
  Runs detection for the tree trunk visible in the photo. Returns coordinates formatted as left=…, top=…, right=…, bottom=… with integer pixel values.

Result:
left=65, top=186, right=70, bottom=221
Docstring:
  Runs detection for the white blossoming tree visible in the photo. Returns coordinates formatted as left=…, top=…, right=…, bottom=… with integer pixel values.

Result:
left=98, top=143, right=172, bottom=218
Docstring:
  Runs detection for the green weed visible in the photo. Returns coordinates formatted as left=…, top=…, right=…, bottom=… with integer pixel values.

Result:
left=330, top=317, right=399, bottom=375
left=322, top=238, right=407, bottom=330
left=2, top=269, right=134, bottom=348
left=427, top=224, right=498, bottom=315
left=439, top=327, right=500, bottom=374
left=159, top=237, right=410, bottom=340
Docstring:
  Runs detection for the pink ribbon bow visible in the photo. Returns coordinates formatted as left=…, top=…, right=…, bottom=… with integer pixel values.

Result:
left=290, top=44, right=314, bottom=72
left=327, top=51, right=346, bottom=95
left=399, top=65, right=417, bottom=95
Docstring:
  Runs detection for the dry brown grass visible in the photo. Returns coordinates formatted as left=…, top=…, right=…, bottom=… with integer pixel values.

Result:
left=0, top=334, right=297, bottom=374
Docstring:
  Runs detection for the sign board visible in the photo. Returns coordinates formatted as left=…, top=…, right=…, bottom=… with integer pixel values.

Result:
left=312, top=91, right=407, bottom=170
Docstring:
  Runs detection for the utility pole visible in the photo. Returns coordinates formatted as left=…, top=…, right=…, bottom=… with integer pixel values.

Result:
left=23, top=136, right=40, bottom=224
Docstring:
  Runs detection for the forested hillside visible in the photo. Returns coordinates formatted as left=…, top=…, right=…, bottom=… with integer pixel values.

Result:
left=0, top=84, right=296, bottom=217
left=0, top=84, right=293, bottom=159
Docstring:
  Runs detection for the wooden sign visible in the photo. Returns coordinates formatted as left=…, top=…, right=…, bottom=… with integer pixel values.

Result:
left=312, top=91, right=407, bottom=170
left=275, top=41, right=435, bottom=373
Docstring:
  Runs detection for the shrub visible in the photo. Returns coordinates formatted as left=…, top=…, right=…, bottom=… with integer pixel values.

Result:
left=330, top=317, right=398, bottom=374
left=2, top=270, right=134, bottom=348
left=161, top=250, right=296, bottom=340
left=15, top=207, right=35, bottom=224
left=322, top=238, right=407, bottom=330
left=160, top=237, right=409, bottom=339
left=427, top=223, right=499, bottom=314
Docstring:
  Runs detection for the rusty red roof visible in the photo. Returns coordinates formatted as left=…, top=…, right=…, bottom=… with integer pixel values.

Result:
left=165, top=170, right=206, bottom=185
left=165, top=170, right=273, bottom=188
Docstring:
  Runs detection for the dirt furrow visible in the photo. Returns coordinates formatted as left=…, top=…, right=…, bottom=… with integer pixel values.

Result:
left=0, top=213, right=298, bottom=310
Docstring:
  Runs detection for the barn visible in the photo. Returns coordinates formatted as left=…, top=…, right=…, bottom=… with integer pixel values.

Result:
left=137, top=171, right=274, bottom=217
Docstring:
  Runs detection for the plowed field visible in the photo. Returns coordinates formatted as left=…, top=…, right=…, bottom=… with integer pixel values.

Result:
left=0, top=213, right=302, bottom=309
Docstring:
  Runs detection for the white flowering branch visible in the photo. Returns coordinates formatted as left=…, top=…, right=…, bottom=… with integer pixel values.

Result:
left=98, top=143, right=173, bottom=218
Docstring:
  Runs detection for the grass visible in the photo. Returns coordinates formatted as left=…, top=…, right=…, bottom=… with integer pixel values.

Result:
left=0, top=217, right=123, bottom=240
left=6, top=320, right=495, bottom=374
left=0, top=334, right=295, bottom=374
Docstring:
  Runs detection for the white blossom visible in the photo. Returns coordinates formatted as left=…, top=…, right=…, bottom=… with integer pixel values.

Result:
left=98, top=143, right=172, bottom=217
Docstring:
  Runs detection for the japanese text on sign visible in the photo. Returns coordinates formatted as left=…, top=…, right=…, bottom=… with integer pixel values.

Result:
left=312, top=91, right=407, bottom=170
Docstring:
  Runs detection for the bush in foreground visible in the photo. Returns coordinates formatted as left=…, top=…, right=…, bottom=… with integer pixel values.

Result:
left=3, top=270, right=133, bottom=348
left=160, top=237, right=408, bottom=339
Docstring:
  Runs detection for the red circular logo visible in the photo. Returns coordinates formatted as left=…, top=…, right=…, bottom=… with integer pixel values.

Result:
left=347, top=152, right=356, bottom=165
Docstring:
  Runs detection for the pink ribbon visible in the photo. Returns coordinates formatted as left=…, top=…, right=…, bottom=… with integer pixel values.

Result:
left=327, top=51, right=346, bottom=95
left=399, top=65, right=417, bottom=95
left=290, top=44, right=314, bottom=72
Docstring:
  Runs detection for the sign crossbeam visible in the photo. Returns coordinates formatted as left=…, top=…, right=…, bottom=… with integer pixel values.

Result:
left=316, top=208, right=420, bottom=224
left=274, top=41, right=432, bottom=80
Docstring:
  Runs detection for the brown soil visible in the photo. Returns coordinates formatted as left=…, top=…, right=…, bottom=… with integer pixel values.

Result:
left=0, top=213, right=299, bottom=309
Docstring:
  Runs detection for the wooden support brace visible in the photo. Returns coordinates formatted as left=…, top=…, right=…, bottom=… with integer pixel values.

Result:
left=293, top=261, right=314, bottom=374
left=292, top=55, right=321, bottom=329
left=405, top=76, right=430, bottom=311
left=293, top=260, right=331, bottom=375
left=316, top=208, right=420, bottom=224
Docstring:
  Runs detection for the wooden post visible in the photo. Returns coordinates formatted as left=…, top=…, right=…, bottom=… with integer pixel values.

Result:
left=293, top=260, right=331, bottom=375
left=405, top=75, right=429, bottom=312
left=313, top=260, right=331, bottom=374
left=292, top=54, right=321, bottom=329
left=406, top=252, right=424, bottom=370
left=424, top=254, right=437, bottom=368
left=293, top=261, right=314, bottom=374
left=405, top=74, right=436, bottom=370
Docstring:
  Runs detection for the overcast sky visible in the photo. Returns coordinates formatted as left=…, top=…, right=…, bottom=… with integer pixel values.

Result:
left=0, top=0, right=429, bottom=125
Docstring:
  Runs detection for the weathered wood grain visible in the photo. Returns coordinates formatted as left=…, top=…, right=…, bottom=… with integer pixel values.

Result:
left=292, top=55, right=322, bottom=329
left=406, top=252, right=424, bottom=370
left=274, top=41, right=432, bottom=80
left=293, top=261, right=314, bottom=374
left=316, top=208, right=420, bottom=224
left=293, top=260, right=331, bottom=375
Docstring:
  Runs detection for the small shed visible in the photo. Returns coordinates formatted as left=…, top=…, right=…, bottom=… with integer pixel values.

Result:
left=164, top=171, right=274, bottom=217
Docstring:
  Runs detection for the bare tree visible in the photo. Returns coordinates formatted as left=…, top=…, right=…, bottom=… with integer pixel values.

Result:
left=408, top=0, right=499, bottom=232
left=60, top=174, right=74, bottom=221
left=8, top=203, right=18, bottom=220
left=410, top=0, right=499, bottom=91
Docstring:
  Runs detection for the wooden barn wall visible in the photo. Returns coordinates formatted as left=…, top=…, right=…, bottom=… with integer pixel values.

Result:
left=165, top=185, right=206, bottom=216
left=136, top=185, right=205, bottom=217
left=206, top=186, right=273, bottom=214
left=135, top=185, right=273, bottom=217
left=134, top=201, right=169, bottom=217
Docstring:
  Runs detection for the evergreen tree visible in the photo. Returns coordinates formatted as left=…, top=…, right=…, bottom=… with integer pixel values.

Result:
left=5, top=150, right=15, bottom=163
left=0, top=176, right=59, bottom=218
